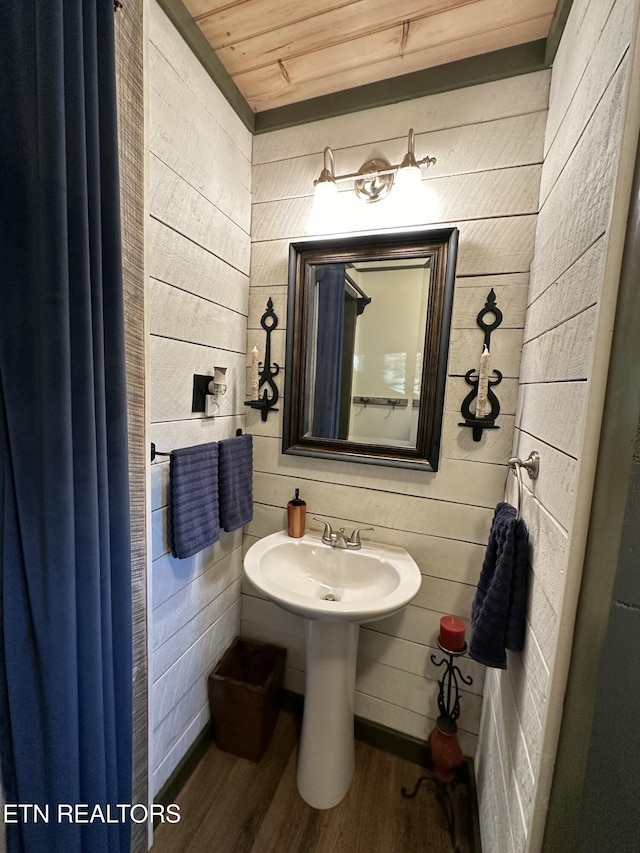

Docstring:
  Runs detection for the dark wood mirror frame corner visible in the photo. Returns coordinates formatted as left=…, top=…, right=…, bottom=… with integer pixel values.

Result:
left=282, top=227, right=459, bottom=471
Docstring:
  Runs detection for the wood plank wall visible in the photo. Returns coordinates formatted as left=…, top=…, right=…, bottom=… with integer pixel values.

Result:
left=243, top=70, right=550, bottom=757
left=474, top=1, right=638, bottom=851
left=114, top=2, right=147, bottom=849
left=148, top=1, right=252, bottom=796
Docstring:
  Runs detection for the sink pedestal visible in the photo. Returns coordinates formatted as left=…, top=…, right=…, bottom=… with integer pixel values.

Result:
left=297, top=619, right=359, bottom=809
left=243, top=531, right=423, bottom=808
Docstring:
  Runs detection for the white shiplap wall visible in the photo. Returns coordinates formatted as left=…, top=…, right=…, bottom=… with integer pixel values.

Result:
left=147, top=1, right=252, bottom=796
left=243, top=71, right=550, bottom=754
left=475, top=1, right=640, bottom=851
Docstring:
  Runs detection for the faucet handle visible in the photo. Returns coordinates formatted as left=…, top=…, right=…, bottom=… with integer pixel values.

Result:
left=313, top=517, right=334, bottom=543
left=347, top=526, right=375, bottom=548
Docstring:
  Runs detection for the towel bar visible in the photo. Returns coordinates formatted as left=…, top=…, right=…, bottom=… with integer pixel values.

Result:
left=150, top=442, right=170, bottom=462
left=507, top=451, right=540, bottom=521
left=151, top=430, right=244, bottom=462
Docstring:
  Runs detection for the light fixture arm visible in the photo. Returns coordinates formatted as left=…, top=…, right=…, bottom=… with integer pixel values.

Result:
left=400, top=127, right=419, bottom=170
left=315, top=157, right=437, bottom=185
left=315, top=146, right=336, bottom=184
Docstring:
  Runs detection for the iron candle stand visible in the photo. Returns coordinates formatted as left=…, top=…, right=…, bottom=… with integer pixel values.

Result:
left=432, top=641, right=474, bottom=732
left=402, top=642, right=473, bottom=853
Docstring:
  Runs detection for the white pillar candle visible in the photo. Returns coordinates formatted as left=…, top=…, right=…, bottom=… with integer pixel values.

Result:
left=251, top=345, right=260, bottom=399
left=475, top=344, right=491, bottom=419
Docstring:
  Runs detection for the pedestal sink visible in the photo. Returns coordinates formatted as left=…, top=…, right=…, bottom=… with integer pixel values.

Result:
left=243, top=530, right=422, bottom=809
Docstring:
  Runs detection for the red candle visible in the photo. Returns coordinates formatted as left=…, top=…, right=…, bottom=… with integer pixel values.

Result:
left=439, top=615, right=466, bottom=652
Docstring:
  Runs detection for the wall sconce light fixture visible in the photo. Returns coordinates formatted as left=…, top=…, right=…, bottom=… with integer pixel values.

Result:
left=191, top=366, right=227, bottom=417
left=313, top=128, right=436, bottom=203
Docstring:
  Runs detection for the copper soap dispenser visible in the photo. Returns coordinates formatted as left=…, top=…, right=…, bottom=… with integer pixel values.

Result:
left=287, top=488, right=306, bottom=538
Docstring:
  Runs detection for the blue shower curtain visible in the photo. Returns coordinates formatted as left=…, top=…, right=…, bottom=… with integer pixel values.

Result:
left=312, top=264, right=346, bottom=438
left=0, top=3, right=132, bottom=852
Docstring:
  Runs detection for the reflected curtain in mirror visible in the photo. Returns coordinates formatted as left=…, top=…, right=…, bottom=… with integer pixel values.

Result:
left=312, top=264, right=346, bottom=439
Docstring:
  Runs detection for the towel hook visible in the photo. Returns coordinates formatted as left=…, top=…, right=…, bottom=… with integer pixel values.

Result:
left=507, top=451, right=540, bottom=521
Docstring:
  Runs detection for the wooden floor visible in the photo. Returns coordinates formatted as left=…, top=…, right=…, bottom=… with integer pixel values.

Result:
left=151, top=712, right=474, bottom=853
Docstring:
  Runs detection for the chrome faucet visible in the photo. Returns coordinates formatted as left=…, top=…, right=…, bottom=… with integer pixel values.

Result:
left=313, top=518, right=375, bottom=550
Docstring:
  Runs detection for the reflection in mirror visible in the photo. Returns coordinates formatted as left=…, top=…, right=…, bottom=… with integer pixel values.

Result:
left=284, top=229, right=459, bottom=470
left=307, top=258, right=430, bottom=446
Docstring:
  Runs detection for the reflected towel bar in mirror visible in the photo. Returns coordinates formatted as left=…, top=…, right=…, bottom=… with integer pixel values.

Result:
left=352, top=396, right=409, bottom=409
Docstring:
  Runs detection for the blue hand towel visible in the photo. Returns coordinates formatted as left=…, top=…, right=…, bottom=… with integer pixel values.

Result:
left=469, top=502, right=529, bottom=669
left=218, top=434, right=253, bottom=532
left=169, top=443, right=220, bottom=559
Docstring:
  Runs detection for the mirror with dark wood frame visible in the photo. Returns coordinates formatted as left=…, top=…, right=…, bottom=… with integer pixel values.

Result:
left=283, top=228, right=459, bottom=470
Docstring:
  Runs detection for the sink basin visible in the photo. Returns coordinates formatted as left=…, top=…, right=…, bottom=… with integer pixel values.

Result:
left=243, top=529, right=422, bottom=809
left=243, top=530, right=422, bottom=623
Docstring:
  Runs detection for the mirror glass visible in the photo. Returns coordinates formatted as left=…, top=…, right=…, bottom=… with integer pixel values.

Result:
left=283, top=228, right=458, bottom=470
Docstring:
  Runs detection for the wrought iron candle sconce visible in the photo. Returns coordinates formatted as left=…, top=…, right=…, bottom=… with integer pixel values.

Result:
left=459, top=288, right=503, bottom=441
left=245, top=298, right=280, bottom=422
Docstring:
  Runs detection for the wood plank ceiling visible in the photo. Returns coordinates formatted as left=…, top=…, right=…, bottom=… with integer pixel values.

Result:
left=182, top=0, right=559, bottom=113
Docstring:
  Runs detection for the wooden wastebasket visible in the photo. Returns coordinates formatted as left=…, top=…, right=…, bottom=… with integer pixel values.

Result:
left=208, top=638, right=286, bottom=762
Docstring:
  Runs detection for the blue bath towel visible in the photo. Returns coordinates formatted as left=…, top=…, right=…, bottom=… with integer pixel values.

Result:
left=469, top=502, right=529, bottom=669
left=169, top=443, right=220, bottom=559
left=218, top=434, right=253, bottom=532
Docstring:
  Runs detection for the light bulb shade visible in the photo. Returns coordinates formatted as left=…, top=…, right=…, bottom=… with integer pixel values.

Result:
left=395, top=164, right=422, bottom=191
left=313, top=146, right=337, bottom=195
left=308, top=172, right=340, bottom=233
left=314, top=176, right=338, bottom=200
